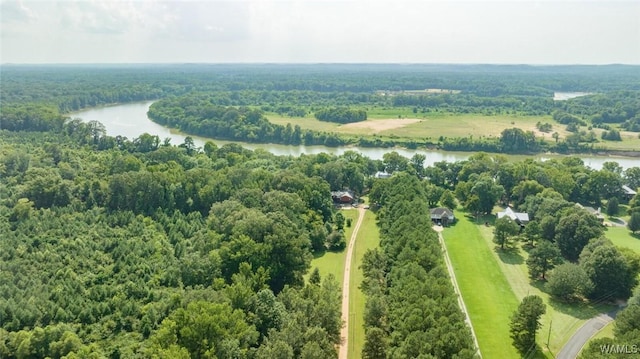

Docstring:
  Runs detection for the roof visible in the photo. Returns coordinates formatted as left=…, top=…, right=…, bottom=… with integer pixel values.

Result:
left=497, top=207, right=529, bottom=223
left=331, top=190, right=354, bottom=199
left=577, top=204, right=605, bottom=219
left=622, top=185, right=637, bottom=195
left=430, top=207, right=454, bottom=217
left=375, top=171, right=392, bottom=179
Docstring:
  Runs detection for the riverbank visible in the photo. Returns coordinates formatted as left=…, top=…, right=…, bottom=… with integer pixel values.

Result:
left=72, top=101, right=640, bottom=170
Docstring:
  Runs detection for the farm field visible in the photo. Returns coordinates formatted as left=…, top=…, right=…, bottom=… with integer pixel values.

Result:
left=266, top=110, right=561, bottom=139
left=347, top=210, right=380, bottom=359
left=266, top=107, right=640, bottom=151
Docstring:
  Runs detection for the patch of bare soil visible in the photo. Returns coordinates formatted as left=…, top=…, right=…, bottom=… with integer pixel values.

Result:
left=341, top=118, right=421, bottom=133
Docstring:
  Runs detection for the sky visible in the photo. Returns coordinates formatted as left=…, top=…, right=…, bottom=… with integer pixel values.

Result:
left=1, top=0, right=639, bottom=64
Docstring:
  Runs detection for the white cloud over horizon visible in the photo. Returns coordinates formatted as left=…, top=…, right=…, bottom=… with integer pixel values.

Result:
left=1, top=0, right=639, bottom=64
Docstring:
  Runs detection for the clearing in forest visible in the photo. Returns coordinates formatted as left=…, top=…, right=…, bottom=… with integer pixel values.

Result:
left=339, top=118, right=421, bottom=133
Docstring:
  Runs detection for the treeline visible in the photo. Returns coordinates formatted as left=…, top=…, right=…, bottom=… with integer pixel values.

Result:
left=361, top=173, right=476, bottom=358
left=148, top=95, right=349, bottom=147
left=1, top=128, right=384, bottom=357
left=556, top=91, right=640, bottom=132
left=391, top=93, right=553, bottom=116
left=314, top=107, right=367, bottom=123
left=3, top=64, right=639, bottom=113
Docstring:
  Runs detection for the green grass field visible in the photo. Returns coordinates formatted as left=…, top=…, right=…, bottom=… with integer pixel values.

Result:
left=306, top=209, right=359, bottom=286
left=265, top=108, right=640, bottom=151
left=348, top=210, right=380, bottom=359
left=443, top=211, right=521, bottom=358
left=474, top=217, right=613, bottom=357
left=446, top=211, right=614, bottom=358
left=604, top=226, right=640, bottom=253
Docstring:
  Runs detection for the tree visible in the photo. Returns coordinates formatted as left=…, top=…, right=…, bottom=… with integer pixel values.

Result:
left=624, top=167, right=640, bottom=191
left=424, top=183, right=444, bottom=208
left=470, top=174, right=505, bottom=214
left=628, top=212, right=640, bottom=234
left=439, top=189, right=456, bottom=210
left=382, top=151, right=408, bottom=174
left=362, top=327, right=387, bottom=359
left=410, top=153, right=426, bottom=177
left=494, top=216, right=520, bottom=250
left=527, top=240, right=563, bottom=280
left=547, top=263, right=593, bottom=301
left=554, top=208, right=604, bottom=261
left=606, top=197, right=619, bottom=217
left=580, top=243, right=636, bottom=300
left=309, top=268, right=321, bottom=285
left=510, top=295, right=546, bottom=356
left=150, top=301, right=258, bottom=358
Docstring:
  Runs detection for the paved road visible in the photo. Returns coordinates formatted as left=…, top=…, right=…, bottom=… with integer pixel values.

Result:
left=556, top=310, right=617, bottom=359
left=338, top=207, right=366, bottom=359
left=433, top=225, right=482, bottom=358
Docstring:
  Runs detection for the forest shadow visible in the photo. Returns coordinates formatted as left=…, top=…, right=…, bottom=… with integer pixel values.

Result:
left=529, top=280, right=609, bottom=320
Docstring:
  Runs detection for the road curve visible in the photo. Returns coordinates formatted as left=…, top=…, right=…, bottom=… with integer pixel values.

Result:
left=338, top=207, right=366, bottom=359
left=434, top=225, right=483, bottom=358
left=556, top=310, right=617, bottom=359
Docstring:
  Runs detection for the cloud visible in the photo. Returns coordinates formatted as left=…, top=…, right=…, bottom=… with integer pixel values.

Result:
left=1, top=0, right=36, bottom=23
left=58, top=0, right=145, bottom=35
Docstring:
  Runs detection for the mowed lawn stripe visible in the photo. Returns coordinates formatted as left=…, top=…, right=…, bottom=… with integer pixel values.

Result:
left=443, top=211, right=520, bottom=358
left=348, top=210, right=380, bottom=359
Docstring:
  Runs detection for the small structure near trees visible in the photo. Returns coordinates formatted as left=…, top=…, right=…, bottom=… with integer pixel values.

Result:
left=331, top=190, right=355, bottom=204
left=429, top=207, right=455, bottom=226
left=496, top=207, right=529, bottom=226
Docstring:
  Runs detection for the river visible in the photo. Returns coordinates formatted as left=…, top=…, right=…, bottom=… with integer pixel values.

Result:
left=71, top=101, right=639, bottom=170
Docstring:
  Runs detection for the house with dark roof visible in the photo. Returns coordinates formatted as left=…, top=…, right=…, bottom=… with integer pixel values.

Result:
left=622, top=185, right=637, bottom=201
left=430, top=207, right=455, bottom=226
left=331, top=190, right=355, bottom=204
left=496, top=207, right=529, bottom=226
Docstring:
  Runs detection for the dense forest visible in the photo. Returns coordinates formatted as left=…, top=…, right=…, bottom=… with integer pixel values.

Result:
left=0, top=128, right=358, bottom=357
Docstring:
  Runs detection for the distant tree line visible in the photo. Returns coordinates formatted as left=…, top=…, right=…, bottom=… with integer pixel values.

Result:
left=314, top=107, right=367, bottom=123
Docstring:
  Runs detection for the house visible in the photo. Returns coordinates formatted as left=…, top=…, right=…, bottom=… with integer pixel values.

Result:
left=331, top=190, right=355, bottom=204
left=430, top=207, right=455, bottom=226
left=496, top=207, right=529, bottom=226
left=622, top=185, right=637, bottom=201
left=576, top=203, right=605, bottom=223
left=374, top=171, right=392, bottom=179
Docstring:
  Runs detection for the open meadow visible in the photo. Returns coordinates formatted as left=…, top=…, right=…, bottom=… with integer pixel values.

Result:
left=444, top=210, right=615, bottom=358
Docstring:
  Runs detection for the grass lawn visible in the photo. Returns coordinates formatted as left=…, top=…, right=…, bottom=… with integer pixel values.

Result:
left=474, top=211, right=614, bottom=357
left=589, top=321, right=615, bottom=341
left=305, top=209, right=359, bottom=286
left=604, top=226, right=640, bottom=253
left=443, top=211, right=521, bottom=358
left=347, top=210, right=380, bottom=359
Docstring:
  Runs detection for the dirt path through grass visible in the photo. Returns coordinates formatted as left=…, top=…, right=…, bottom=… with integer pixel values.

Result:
left=338, top=207, right=365, bottom=359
